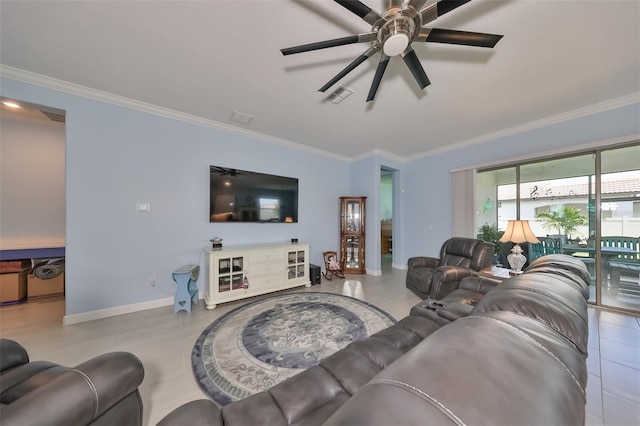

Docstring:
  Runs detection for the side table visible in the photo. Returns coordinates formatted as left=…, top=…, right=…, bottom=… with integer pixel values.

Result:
left=478, top=266, right=511, bottom=280
left=172, top=264, right=199, bottom=314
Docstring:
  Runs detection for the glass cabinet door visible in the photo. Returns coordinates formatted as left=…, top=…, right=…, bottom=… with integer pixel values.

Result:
left=344, top=236, right=361, bottom=269
left=345, top=200, right=361, bottom=232
left=287, top=249, right=307, bottom=281
left=217, top=255, right=244, bottom=292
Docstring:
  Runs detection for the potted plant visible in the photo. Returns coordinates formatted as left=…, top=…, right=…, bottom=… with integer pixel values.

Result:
left=478, top=223, right=504, bottom=264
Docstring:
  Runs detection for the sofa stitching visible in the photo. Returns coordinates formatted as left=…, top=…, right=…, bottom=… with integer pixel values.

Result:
left=366, top=378, right=466, bottom=425
left=489, top=285, right=587, bottom=321
left=71, top=369, right=99, bottom=420
left=460, top=316, right=586, bottom=396
left=525, top=270, right=589, bottom=298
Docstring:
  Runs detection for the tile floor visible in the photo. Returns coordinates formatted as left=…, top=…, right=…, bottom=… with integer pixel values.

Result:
left=585, top=307, right=640, bottom=425
left=1, top=258, right=639, bottom=425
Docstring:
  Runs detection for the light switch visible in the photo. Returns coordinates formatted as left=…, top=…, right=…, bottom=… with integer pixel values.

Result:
left=136, top=203, right=150, bottom=212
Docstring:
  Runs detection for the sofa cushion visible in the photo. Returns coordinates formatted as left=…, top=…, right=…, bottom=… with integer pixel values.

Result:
left=406, top=267, right=436, bottom=295
left=156, top=400, right=222, bottom=426
left=526, top=253, right=591, bottom=300
left=472, top=264, right=589, bottom=356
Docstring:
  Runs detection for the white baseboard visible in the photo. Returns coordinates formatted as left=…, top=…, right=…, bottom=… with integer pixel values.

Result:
left=366, top=263, right=407, bottom=276
left=62, top=294, right=192, bottom=325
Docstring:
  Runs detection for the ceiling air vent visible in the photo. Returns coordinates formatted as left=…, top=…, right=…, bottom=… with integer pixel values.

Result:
left=230, top=111, right=253, bottom=125
left=326, top=86, right=354, bottom=104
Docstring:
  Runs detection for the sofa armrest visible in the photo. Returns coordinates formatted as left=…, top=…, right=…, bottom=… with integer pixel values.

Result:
left=0, top=339, right=29, bottom=373
left=429, top=266, right=476, bottom=299
left=407, top=257, right=439, bottom=269
left=1, top=352, right=144, bottom=426
left=157, top=400, right=223, bottom=426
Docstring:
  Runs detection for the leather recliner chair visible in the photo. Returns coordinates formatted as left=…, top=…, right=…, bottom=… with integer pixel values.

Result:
left=0, top=339, right=145, bottom=426
left=406, top=237, right=494, bottom=300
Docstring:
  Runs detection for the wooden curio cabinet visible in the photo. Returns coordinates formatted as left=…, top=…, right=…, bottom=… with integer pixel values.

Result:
left=340, top=196, right=366, bottom=274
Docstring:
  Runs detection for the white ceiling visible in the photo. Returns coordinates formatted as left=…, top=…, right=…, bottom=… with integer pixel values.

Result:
left=1, top=0, right=639, bottom=159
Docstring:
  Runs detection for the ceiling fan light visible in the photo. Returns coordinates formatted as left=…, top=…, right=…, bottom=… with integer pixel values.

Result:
left=383, top=33, right=409, bottom=56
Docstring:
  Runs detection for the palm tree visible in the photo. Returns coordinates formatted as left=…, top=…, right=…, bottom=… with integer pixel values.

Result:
left=536, top=207, right=589, bottom=240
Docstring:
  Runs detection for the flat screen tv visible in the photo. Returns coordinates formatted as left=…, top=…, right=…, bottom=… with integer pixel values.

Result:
left=209, top=166, right=298, bottom=223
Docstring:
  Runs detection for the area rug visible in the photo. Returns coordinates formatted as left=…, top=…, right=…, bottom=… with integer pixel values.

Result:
left=191, top=292, right=395, bottom=406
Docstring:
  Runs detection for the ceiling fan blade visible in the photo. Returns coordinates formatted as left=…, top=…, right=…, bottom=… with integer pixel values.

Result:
left=421, top=0, right=471, bottom=25
left=281, top=33, right=375, bottom=55
left=319, top=47, right=377, bottom=93
left=334, top=0, right=383, bottom=25
left=437, top=0, right=472, bottom=16
left=400, top=47, right=431, bottom=89
left=366, top=55, right=390, bottom=102
left=425, top=28, right=503, bottom=48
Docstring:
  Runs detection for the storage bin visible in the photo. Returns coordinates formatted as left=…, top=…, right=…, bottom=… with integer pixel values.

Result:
left=0, top=271, right=28, bottom=304
left=28, top=272, right=65, bottom=299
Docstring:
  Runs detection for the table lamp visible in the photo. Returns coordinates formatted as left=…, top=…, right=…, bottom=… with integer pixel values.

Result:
left=499, top=220, right=540, bottom=274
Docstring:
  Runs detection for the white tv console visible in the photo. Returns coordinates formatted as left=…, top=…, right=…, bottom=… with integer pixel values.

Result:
left=203, top=242, right=311, bottom=309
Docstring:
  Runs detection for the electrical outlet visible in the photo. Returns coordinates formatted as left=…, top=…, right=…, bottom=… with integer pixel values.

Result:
left=150, top=275, right=157, bottom=287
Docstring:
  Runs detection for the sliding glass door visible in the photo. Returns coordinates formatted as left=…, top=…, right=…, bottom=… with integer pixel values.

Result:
left=520, top=154, right=596, bottom=301
left=476, top=142, right=640, bottom=314
left=600, top=145, right=640, bottom=311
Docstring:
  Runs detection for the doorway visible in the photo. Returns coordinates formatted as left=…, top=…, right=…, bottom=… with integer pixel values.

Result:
left=0, top=99, right=66, bottom=318
left=380, top=168, right=394, bottom=273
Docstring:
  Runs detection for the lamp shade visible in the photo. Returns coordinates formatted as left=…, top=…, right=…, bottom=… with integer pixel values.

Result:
left=499, top=220, right=540, bottom=244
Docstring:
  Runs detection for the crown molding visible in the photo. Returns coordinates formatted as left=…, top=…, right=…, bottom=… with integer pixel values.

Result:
left=0, top=65, right=350, bottom=163
left=407, top=92, right=640, bottom=162
left=350, top=148, right=406, bottom=163
left=3, top=65, right=637, bottom=164
left=449, top=133, right=640, bottom=174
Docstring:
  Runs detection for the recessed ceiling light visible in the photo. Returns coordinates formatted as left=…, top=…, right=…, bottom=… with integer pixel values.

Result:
left=2, top=101, right=21, bottom=109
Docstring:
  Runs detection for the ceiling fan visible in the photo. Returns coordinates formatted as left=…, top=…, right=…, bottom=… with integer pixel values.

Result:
left=281, top=0, right=503, bottom=102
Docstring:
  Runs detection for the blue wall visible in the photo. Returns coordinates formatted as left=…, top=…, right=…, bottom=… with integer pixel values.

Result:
left=1, top=77, right=349, bottom=315
left=401, top=101, right=640, bottom=259
left=2, top=76, right=638, bottom=317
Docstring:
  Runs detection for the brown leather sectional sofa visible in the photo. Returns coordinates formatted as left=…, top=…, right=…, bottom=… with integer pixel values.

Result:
left=159, top=253, right=591, bottom=426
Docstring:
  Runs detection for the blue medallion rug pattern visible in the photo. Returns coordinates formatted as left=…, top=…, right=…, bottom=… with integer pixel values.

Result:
left=192, top=292, right=395, bottom=406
